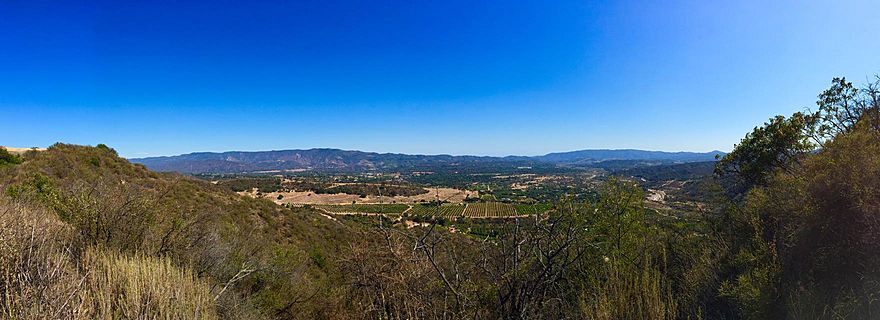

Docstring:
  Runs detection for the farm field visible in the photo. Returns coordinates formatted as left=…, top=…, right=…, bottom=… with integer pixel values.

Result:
left=513, top=203, right=553, bottom=215
left=408, top=203, right=466, bottom=218
left=462, top=202, right=517, bottom=218
left=316, top=204, right=409, bottom=214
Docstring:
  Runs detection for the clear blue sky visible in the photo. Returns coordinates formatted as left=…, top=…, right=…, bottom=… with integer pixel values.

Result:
left=2, top=0, right=878, bottom=158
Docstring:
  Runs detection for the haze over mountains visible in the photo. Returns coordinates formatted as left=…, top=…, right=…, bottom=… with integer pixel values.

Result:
left=130, top=148, right=724, bottom=174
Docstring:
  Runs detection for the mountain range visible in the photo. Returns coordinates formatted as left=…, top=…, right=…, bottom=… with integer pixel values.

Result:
left=129, top=148, right=724, bottom=174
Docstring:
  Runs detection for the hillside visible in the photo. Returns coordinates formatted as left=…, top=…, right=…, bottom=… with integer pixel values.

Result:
left=130, top=148, right=722, bottom=174
left=0, top=144, right=363, bottom=318
left=616, top=161, right=717, bottom=181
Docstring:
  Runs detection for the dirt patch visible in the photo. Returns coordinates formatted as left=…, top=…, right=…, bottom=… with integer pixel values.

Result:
left=646, top=189, right=666, bottom=203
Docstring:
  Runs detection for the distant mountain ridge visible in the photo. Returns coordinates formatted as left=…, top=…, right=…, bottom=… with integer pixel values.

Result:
left=130, top=148, right=724, bottom=174
left=534, top=149, right=725, bottom=163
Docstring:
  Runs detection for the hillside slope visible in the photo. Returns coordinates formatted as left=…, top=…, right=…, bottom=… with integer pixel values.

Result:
left=0, top=144, right=360, bottom=319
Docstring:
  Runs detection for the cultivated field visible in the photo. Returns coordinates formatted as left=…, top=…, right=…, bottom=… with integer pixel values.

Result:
left=316, top=204, right=410, bottom=215
left=462, top=202, right=517, bottom=218
left=513, top=203, right=553, bottom=215
left=408, top=203, right=466, bottom=218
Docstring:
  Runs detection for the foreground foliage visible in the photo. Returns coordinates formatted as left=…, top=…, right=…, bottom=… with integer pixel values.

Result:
left=712, top=76, right=880, bottom=318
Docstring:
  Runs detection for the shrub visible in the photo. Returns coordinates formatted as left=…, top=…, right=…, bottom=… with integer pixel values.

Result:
left=51, top=179, right=156, bottom=252
left=0, top=200, right=80, bottom=319
left=95, top=143, right=118, bottom=156
left=0, top=147, right=23, bottom=166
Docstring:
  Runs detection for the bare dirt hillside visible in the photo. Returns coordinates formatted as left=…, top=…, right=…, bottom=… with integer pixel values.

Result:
left=1, top=146, right=46, bottom=154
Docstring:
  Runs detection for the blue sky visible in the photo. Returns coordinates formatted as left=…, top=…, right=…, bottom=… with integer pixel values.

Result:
left=2, top=0, right=878, bottom=158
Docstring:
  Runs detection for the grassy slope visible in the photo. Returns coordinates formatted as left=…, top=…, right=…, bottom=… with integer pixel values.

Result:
left=0, top=144, right=361, bottom=319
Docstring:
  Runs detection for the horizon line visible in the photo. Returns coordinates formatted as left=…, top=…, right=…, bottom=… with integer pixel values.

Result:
left=124, top=146, right=728, bottom=160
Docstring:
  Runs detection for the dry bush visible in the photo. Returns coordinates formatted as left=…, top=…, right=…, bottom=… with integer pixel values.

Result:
left=340, top=227, right=453, bottom=319
left=0, top=200, right=83, bottom=319
left=51, top=179, right=157, bottom=252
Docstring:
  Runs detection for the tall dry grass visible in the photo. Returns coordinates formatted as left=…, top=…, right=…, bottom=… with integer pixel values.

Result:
left=0, top=200, right=218, bottom=319
left=582, top=257, right=678, bottom=320
left=82, top=249, right=217, bottom=320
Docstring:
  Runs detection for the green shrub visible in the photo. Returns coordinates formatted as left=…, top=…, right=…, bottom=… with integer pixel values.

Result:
left=0, top=147, right=22, bottom=166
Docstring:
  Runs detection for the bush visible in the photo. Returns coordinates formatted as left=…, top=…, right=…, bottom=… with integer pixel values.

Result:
left=0, top=147, right=22, bottom=166
left=0, top=200, right=80, bottom=318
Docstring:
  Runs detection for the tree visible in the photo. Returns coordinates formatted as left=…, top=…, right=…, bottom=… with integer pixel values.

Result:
left=715, top=112, right=817, bottom=189
left=711, top=76, right=880, bottom=318
left=717, top=76, right=880, bottom=191
left=808, top=76, right=880, bottom=143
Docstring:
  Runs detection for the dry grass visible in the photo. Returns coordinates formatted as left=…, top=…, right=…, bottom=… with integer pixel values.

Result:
left=0, top=200, right=218, bottom=319
left=82, top=249, right=217, bottom=320
left=583, top=259, right=678, bottom=320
